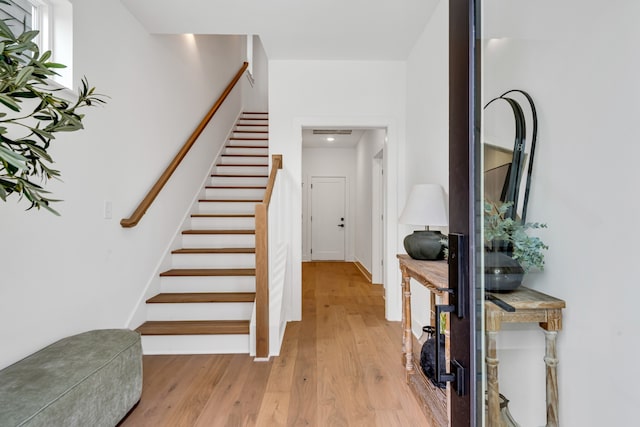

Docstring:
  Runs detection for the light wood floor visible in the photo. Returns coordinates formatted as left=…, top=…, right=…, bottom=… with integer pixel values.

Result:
left=119, top=262, right=429, bottom=426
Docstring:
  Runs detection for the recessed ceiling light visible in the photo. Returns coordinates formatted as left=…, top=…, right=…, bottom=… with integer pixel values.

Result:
left=326, top=137, right=335, bottom=142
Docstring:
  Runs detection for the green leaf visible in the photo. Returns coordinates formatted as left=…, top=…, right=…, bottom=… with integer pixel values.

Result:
left=0, top=144, right=27, bottom=171
left=11, top=90, right=37, bottom=98
left=0, top=93, right=21, bottom=111
left=15, top=65, right=34, bottom=86
left=0, top=19, right=15, bottom=40
left=17, top=30, right=39, bottom=43
left=38, top=50, right=51, bottom=62
left=24, top=142, right=52, bottom=162
left=31, top=127, right=54, bottom=140
left=43, top=62, right=66, bottom=69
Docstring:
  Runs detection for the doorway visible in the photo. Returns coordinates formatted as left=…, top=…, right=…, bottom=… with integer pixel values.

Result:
left=310, top=176, right=346, bottom=260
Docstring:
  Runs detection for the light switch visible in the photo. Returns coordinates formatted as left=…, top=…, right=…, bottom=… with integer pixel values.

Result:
left=104, top=200, right=112, bottom=219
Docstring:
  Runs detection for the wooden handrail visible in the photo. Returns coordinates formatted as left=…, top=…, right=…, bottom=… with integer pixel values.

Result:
left=120, top=62, right=249, bottom=228
left=255, top=154, right=283, bottom=358
left=262, top=154, right=282, bottom=206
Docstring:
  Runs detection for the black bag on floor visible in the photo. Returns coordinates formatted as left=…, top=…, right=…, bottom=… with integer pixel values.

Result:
left=419, top=326, right=446, bottom=389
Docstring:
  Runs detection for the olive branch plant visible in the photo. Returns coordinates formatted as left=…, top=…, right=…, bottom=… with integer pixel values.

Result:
left=0, top=1, right=106, bottom=214
left=484, top=200, right=548, bottom=272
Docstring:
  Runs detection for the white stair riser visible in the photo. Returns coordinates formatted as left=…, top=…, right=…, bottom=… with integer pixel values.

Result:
left=227, top=139, right=268, bottom=147
left=219, top=156, right=268, bottom=165
left=140, top=335, right=250, bottom=355
left=204, top=188, right=265, bottom=200
left=231, top=130, right=269, bottom=136
left=160, top=276, right=256, bottom=293
left=209, top=176, right=268, bottom=186
left=196, top=201, right=257, bottom=214
left=231, top=133, right=268, bottom=140
left=241, top=113, right=268, bottom=118
left=190, top=216, right=255, bottom=230
left=214, top=165, right=268, bottom=176
left=237, top=120, right=268, bottom=126
left=182, top=233, right=255, bottom=248
left=224, top=147, right=269, bottom=156
left=171, top=253, right=255, bottom=269
left=147, top=302, right=253, bottom=321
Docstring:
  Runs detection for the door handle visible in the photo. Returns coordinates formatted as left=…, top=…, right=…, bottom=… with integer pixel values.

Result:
left=337, top=224, right=345, bottom=228
left=435, top=304, right=466, bottom=396
left=431, top=233, right=468, bottom=396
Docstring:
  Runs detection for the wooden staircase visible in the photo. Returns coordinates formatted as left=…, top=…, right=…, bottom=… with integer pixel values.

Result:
left=136, top=112, right=269, bottom=354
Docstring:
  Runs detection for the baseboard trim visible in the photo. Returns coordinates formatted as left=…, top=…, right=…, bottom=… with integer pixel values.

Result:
left=354, top=261, right=372, bottom=283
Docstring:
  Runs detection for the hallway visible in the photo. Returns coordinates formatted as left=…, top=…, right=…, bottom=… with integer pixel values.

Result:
left=119, top=262, right=429, bottom=426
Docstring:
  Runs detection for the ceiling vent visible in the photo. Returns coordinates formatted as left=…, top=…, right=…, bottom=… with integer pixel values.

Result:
left=312, top=129, right=352, bottom=135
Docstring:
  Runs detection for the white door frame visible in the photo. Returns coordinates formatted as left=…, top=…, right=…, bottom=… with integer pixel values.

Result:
left=293, top=117, right=402, bottom=322
left=371, top=149, right=385, bottom=284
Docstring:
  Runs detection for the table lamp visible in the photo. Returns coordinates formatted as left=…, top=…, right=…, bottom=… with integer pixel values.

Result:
left=399, top=184, right=448, bottom=260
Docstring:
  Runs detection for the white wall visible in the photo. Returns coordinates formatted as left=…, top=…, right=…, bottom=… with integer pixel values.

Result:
left=354, top=129, right=385, bottom=273
left=269, top=60, right=407, bottom=321
left=405, top=1, right=449, bottom=335
left=0, top=0, right=245, bottom=369
left=301, top=146, right=357, bottom=262
left=242, top=35, right=269, bottom=113
left=481, top=1, right=640, bottom=425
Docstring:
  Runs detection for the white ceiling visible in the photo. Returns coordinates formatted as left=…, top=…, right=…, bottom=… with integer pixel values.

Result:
left=301, top=128, right=365, bottom=148
left=120, top=0, right=440, bottom=60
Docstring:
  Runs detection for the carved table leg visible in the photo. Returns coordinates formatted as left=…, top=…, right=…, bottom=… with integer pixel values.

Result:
left=544, top=330, right=559, bottom=427
left=486, top=330, right=503, bottom=427
left=402, top=272, right=414, bottom=376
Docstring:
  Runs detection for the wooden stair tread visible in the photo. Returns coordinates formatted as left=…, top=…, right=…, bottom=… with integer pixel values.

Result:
left=172, top=247, right=255, bottom=254
left=160, top=268, right=256, bottom=277
left=182, top=229, right=255, bottom=235
left=198, top=199, right=262, bottom=202
left=221, top=154, right=268, bottom=157
left=147, top=292, right=256, bottom=304
left=136, top=320, right=250, bottom=336
left=191, top=213, right=255, bottom=218
left=224, top=145, right=269, bottom=149
left=235, top=124, right=268, bottom=127
left=205, top=186, right=266, bottom=189
left=233, top=130, right=268, bottom=133
left=211, top=174, right=268, bottom=178
left=229, top=137, right=269, bottom=140
left=216, top=165, right=267, bottom=168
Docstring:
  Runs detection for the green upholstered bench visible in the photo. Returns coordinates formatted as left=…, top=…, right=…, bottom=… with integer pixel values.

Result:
left=0, top=329, right=142, bottom=427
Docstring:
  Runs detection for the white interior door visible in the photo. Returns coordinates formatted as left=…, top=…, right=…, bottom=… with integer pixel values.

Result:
left=311, top=177, right=346, bottom=260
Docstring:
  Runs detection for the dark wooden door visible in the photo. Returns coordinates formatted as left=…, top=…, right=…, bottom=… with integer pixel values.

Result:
left=448, top=0, right=481, bottom=426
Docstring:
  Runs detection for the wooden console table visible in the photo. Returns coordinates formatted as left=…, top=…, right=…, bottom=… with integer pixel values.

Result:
left=485, top=287, right=565, bottom=427
left=398, top=254, right=450, bottom=427
left=398, top=254, right=566, bottom=427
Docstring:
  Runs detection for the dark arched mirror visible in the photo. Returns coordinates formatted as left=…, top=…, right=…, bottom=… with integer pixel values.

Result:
left=483, top=90, right=538, bottom=222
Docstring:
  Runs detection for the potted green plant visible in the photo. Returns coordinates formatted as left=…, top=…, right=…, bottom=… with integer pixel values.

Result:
left=484, top=200, right=548, bottom=292
left=0, top=4, right=105, bottom=214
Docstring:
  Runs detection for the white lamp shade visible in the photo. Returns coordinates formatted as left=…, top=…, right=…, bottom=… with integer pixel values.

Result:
left=399, top=184, right=448, bottom=227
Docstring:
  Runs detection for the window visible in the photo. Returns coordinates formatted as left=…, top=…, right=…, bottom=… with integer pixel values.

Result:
left=0, top=0, right=33, bottom=31
left=1, top=0, right=72, bottom=89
